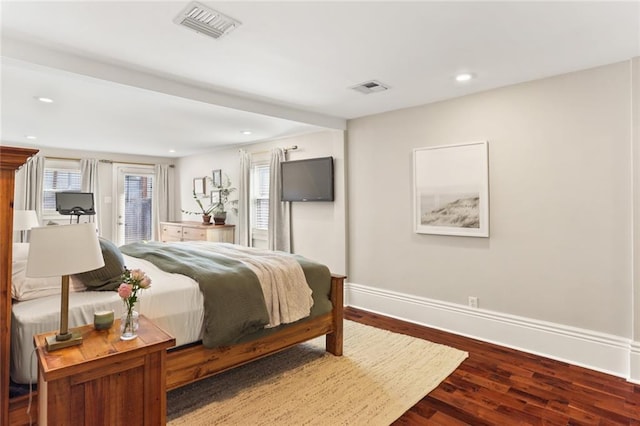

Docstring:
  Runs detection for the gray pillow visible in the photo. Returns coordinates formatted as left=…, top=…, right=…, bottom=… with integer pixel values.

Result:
left=73, top=238, right=125, bottom=291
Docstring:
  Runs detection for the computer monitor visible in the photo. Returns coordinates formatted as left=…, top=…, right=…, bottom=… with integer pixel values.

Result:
left=55, top=192, right=96, bottom=216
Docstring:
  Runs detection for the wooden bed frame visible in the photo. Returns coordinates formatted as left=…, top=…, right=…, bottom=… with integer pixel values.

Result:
left=2, top=145, right=345, bottom=425
left=166, top=274, right=344, bottom=391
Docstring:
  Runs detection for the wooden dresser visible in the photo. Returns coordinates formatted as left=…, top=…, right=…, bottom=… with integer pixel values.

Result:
left=1, top=146, right=38, bottom=426
left=35, top=316, right=175, bottom=425
left=160, top=221, right=235, bottom=243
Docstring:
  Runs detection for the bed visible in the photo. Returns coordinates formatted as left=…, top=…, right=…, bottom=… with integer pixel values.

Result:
left=9, top=239, right=344, bottom=417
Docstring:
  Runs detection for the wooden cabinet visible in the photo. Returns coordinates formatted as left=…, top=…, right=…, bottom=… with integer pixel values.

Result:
left=35, top=316, right=175, bottom=425
left=1, top=146, right=38, bottom=426
left=160, top=221, right=235, bottom=243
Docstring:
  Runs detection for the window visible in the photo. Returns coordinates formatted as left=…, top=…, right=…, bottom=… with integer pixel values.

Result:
left=123, top=174, right=153, bottom=243
left=249, top=161, right=270, bottom=247
left=252, top=163, right=270, bottom=231
left=43, top=163, right=82, bottom=215
left=115, top=165, right=154, bottom=245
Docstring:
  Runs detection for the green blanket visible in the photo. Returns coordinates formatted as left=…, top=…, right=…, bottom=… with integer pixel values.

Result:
left=121, top=241, right=270, bottom=347
left=120, top=242, right=333, bottom=348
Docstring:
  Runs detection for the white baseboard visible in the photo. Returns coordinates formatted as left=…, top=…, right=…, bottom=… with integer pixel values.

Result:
left=630, top=341, right=640, bottom=384
left=346, top=282, right=635, bottom=381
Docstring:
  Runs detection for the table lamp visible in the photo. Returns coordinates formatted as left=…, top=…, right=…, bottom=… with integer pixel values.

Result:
left=13, top=210, right=40, bottom=231
left=26, top=223, right=105, bottom=351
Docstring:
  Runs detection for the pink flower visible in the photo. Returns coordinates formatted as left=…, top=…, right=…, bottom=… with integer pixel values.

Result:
left=118, top=283, right=133, bottom=299
left=139, top=276, right=152, bottom=288
left=130, top=269, right=144, bottom=281
left=118, top=268, right=150, bottom=314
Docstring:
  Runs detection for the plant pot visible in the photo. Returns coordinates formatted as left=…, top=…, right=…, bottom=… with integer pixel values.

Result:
left=213, top=211, right=226, bottom=225
left=202, top=214, right=212, bottom=225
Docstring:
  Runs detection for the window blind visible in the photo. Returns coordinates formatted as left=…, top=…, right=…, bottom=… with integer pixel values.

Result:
left=253, top=164, right=270, bottom=230
left=43, top=168, right=82, bottom=211
left=123, top=174, right=153, bottom=243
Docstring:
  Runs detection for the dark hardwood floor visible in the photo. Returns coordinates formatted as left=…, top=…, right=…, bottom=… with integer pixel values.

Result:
left=345, top=307, right=640, bottom=425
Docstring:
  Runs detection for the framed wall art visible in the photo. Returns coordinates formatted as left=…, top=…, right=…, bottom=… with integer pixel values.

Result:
left=193, top=177, right=207, bottom=197
left=413, top=141, right=489, bottom=237
left=210, top=190, right=220, bottom=206
left=212, top=169, right=222, bottom=188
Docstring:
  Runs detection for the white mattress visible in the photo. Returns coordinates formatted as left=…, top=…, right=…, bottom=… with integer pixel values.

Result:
left=11, top=254, right=204, bottom=384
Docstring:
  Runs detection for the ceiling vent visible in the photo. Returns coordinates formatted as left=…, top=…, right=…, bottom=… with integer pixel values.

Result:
left=351, top=80, right=390, bottom=94
left=174, top=2, right=241, bottom=40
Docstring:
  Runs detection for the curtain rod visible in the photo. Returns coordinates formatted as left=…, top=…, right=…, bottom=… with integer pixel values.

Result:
left=99, top=159, right=175, bottom=168
left=239, top=145, right=298, bottom=156
left=44, top=155, right=174, bottom=168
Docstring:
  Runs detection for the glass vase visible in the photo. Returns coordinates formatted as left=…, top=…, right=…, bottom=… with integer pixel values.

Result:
left=120, top=309, right=139, bottom=341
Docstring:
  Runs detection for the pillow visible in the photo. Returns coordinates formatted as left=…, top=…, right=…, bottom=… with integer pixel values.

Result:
left=12, top=243, right=30, bottom=262
left=11, top=243, right=87, bottom=301
left=12, top=258, right=61, bottom=301
left=72, top=238, right=125, bottom=291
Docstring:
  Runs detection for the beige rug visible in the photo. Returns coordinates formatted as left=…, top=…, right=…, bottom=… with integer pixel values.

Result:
left=168, top=320, right=468, bottom=425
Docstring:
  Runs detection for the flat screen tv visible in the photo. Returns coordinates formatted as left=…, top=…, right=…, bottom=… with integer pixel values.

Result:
left=281, top=156, right=334, bottom=202
left=55, top=192, right=96, bottom=215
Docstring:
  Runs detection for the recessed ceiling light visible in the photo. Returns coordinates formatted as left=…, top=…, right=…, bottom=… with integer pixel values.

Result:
left=241, top=130, right=252, bottom=135
left=455, top=73, right=474, bottom=82
left=168, top=149, right=176, bottom=153
left=25, top=135, right=37, bottom=140
left=36, top=97, right=54, bottom=103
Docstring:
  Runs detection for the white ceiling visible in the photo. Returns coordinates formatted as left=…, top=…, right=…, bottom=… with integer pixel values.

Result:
left=1, top=1, right=639, bottom=157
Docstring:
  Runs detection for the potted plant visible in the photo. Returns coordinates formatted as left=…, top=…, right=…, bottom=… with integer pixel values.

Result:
left=182, top=189, right=218, bottom=225
left=182, top=175, right=237, bottom=225
left=211, top=175, right=237, bottom=225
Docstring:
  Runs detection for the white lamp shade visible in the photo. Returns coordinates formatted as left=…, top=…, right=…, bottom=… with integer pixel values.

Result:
left=26, top=223, right=105, bottom=278
left=13, top=210, right=39, bottom=231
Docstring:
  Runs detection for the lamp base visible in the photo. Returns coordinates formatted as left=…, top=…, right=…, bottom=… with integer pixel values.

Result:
left=45, top=331, right=83, bottom=351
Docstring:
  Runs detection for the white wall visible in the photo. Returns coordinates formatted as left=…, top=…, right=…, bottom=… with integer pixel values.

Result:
left=10, top=59, right=638, bottom=379
left=176, top=130, right=347, bottom=275
left=347, top=60, right=638, bottom=378
left=632, top=56, right=640, bottom=381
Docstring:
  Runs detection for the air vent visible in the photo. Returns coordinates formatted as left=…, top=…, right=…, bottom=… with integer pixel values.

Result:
left=174, top=2, right=241, bottom=40
left=351, top=80, right=390, bottom=94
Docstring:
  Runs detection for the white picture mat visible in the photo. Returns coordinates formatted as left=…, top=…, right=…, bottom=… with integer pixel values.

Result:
left=413, top=141, right=489, bottom=237
left=194, top=177, right=207, bottom=197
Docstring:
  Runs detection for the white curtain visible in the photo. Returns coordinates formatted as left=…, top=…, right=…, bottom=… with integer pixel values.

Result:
left=21, top=155, right=45, bottom=217
left=268, top=148, right=291, bottom=252
left=237, top=149, right=251, bottom=246
left=153, top=164, right=175, bottom=240
left=16, top=155, right=44, bottom=241
left=80, top=158, right=100, bottom=233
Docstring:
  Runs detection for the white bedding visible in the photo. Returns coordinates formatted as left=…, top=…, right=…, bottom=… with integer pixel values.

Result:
left=10, top=254, right=204, bottom=384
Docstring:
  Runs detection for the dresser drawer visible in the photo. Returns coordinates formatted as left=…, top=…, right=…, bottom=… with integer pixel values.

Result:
left=161, top=224, right=182, bottom=241
left=159, top=222, right=235, bottom=243
left=181, top=227, right=207, bottom=241
left=207, top=227, right=235, bottom=243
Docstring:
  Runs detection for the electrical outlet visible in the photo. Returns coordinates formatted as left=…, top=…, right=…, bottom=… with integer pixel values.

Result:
left=468, top=296, right=479, bottom=308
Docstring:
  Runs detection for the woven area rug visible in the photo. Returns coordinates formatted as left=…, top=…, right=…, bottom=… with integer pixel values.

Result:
left=167, top=320, right=468, bottom=425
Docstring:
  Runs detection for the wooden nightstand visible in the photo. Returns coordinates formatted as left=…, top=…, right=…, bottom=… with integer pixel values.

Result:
left=34, top=316, right=175, bottom=425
